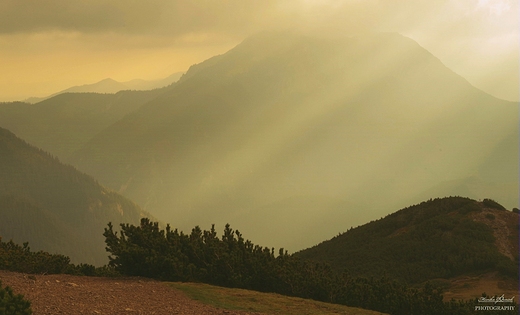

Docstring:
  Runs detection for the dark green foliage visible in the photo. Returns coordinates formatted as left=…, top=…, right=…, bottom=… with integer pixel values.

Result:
left=0, top=237, right=119, bottom=277
left=103, top=218, right=515, bottom=315
left=0, top=239, right=70, bottom=274
left=296, top=197, right=518, bottom=283
left=0, top=281, right=32, bottom=315
left=482, top=199, right=506, bottom=211
left=64, top=264, right=121, bottom=277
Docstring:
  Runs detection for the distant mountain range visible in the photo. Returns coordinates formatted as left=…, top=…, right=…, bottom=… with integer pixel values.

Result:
left=0, top=127, right=151, bottom=265
left=23, top=72, right=183, bottom=104
left=0, top=89, right=165, bottom=160
left=0, top=31, right=517, bottom=255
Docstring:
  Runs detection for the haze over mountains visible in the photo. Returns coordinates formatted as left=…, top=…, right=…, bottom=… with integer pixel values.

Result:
left=0, top=127, right=149, bottom=265
left=23, top=72, right=183, bottom=104
left=0, top=89, right=165, bottom=159
left=70, top=32, right=518, bottom=251
left=0, top=31, right=517, bottom=254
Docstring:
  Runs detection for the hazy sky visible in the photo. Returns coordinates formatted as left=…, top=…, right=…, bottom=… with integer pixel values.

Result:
left=0, top=0, right=518, bottom=102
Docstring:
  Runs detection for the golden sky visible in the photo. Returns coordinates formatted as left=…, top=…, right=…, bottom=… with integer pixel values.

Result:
left=0, top=0, right=518, bottom=102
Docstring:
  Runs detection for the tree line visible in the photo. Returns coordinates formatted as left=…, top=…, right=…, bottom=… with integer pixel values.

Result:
left=0, top=216, right=517, bottom=315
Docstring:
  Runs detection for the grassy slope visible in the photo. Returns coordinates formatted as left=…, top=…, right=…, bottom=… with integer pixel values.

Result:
left=170, top=282, right=388, bottom=315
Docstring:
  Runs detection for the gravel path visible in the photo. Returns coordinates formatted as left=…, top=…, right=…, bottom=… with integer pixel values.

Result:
left=0, top=270, right=258, bottom=315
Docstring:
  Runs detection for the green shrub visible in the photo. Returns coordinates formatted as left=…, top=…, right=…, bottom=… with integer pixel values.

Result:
left=427, top=278, right=452, bottom=291
left=482, top=199, right=506, bottom=210
left=0, top=280, right=32, bottom=315
left=0, top=239, right=70, bottom=274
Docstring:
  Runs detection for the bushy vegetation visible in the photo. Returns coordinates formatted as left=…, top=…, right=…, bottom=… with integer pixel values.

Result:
left=0, top=280, right=32, bottom=315
left=103, top=217, right=517, bottom=315
left=0, top=237, right=118, bottom=277
left=482, top=198, right=506, bottom=211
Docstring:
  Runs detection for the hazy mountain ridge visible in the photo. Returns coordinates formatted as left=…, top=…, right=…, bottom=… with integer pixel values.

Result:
left=23, top=72, right=184, bottom=104
left=0, top=89, right=166, bottom=160
left=295, top=197, right=519, bottom=284
left=67, top=31, right=518, bottom=252
left=0, top=127, right=151, bottom=265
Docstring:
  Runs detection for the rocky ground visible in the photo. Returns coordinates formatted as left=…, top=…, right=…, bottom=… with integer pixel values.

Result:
left=0, top=270, right=259, bottom=315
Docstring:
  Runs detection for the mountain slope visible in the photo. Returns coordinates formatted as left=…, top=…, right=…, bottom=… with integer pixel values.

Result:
left=63, top=31, right=517, bottom=252
left=296, top=197, right=519, bottom=284
left=0, top=127, right=150, bottom=265
left=0, top=89, right=163, bottom=160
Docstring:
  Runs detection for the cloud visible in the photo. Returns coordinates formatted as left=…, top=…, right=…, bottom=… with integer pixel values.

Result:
left=0, top=1, right=134, bottom=33
left=2, top=1, right=516, bottom=41
left=0, top=0, right=278, bottom=37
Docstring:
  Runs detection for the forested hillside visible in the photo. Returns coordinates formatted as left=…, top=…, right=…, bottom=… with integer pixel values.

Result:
left=296, top=197, right=519, bottom=284
left=0, top=127, right=150, bottom=265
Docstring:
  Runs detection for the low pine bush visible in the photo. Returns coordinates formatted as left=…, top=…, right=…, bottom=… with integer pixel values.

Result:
left=0, top=280, right=32, bottom=315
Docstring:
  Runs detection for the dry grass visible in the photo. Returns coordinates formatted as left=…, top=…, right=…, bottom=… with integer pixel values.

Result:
left=169, top=282, right=388, bottom=315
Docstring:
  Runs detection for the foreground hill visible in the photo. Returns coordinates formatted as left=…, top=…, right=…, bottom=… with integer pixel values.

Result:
left=0, top=89, right=164, bottom=160
left=0, top=127, right=150, bottom=265
left=68, top=31, right=518, bottom=252
left=296, top=197, right=519, bottom=287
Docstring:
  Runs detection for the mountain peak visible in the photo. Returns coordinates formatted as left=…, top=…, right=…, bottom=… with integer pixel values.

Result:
left=97, top=78, right=119, bottom=84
